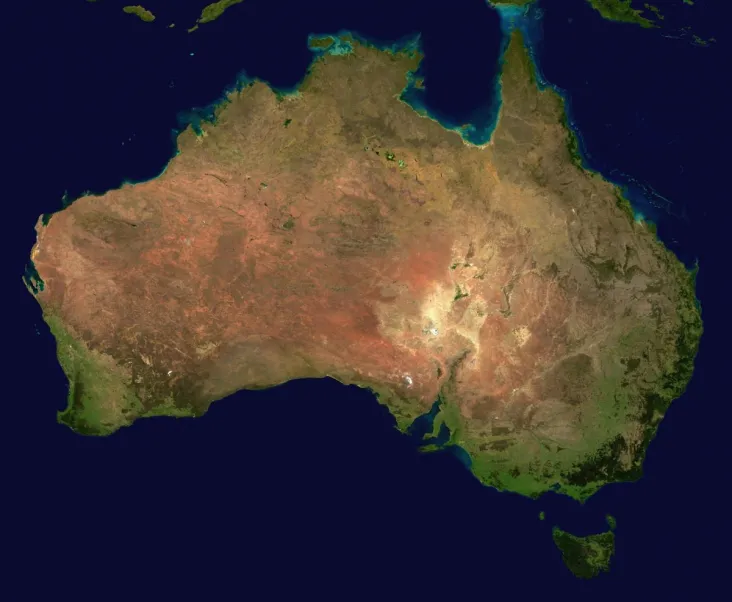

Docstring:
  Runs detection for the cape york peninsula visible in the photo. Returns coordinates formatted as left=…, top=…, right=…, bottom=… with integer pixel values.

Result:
left=26, top=30, right=701, bottom=505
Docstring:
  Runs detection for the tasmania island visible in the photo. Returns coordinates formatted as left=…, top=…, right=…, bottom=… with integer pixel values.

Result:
left=553, top=515, right=617, bottom=579
left=26, top=30, right=701, bottom=502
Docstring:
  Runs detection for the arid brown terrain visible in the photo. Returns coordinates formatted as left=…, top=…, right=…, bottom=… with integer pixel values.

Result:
left=27, top=31, right=701, bottom=500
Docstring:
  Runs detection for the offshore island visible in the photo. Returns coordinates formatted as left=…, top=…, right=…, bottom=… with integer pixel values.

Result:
left=102, top=0, right=691, bottom=33
left=122, top=5, right=155, bottom=22
left=553, top=515, right=617, bottom=578
left=26, top=29, right=701, bottom=504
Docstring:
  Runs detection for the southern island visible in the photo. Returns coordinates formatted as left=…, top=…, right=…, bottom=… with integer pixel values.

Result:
left=553, top=515, right=617, bottom=578
left=26, top=31, right=701, bottom=502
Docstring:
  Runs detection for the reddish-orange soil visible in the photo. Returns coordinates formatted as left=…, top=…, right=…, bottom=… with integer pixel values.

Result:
left=28, top=32, right=701, bottom=500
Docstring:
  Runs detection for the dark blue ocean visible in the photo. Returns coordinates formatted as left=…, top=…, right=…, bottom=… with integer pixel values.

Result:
left=8, top=0, right=730, bottom=598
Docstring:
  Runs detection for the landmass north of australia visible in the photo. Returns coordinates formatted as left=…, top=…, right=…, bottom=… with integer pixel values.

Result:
left=102, top=0, right=691, bottom=31
left=26, top=30, right=701, bottom=502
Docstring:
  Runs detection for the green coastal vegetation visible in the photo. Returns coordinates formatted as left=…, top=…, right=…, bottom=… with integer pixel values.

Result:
left=122, top=5, right=155, bottom=22
left=44, top=313, right=201, bottom=433
left=308, top=36, right=336, bottom=50
left=644, top=3, right=664, bottom=20
left=492, top=0, right=668, bottom=28
left=586, top=0, right=656, bottom=27
left=692, top=34, right=715, bottom=46
left=562, top=113, right=584, bottom=169
left=553, top=516, right=617, bottom=579
left=188, top=0, right=245, bottom=31
left=199, top=0, right=244, bottom=23
left=45, top=315, right=142, bottom=436
left=35, top=17, right=702, bottom=517
left=102, top=0, right=698, bottom=34
left=614, top=189, right=635, bottom=222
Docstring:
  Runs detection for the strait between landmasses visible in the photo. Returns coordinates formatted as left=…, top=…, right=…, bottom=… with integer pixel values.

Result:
left=29, top=32, right=701, bottom=501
